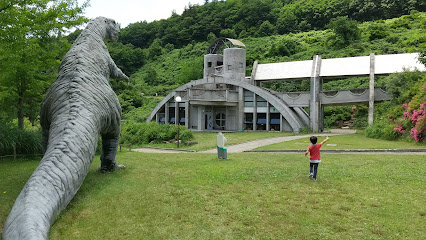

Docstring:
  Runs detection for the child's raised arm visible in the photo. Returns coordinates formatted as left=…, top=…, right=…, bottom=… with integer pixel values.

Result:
left=320, top=136, right=329, bottom=145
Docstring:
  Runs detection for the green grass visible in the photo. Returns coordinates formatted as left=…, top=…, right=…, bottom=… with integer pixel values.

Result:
left=255, top=132, right=426, bottom=151
left=139, top=131, right=295, bottom=151
left=1, top=152, right=425, bottom=239
left=0, top=157, right=41, bottom=235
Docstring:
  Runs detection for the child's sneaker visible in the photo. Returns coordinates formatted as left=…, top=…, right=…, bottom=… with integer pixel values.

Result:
left=308, top=173, right=313, bottom=178
left=313, top=178, right=317, bottom=181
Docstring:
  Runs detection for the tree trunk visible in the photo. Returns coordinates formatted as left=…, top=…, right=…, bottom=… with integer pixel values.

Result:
left=18, top=95, right=24, bottom=130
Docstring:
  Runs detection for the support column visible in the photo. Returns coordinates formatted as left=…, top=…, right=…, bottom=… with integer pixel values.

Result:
left=253, top=93, right=257, bottom=131
left=185, top=101, right=190, bottom=129
left=155, top=113, right=159, bottom=123
left=266, top=102, right=270, bottom=131
left=197, top=106, right=204, bottom=130
left=368, top=53, right=375, bottom=126
left=319, top=105, right=324, bottom=131
left=310, top=55, right=322, bottom=132
left=280, top=114, right=283, bottom=132
left=238, top=87, right=244, bottom=131
left=165, top=102, right=169, bottom=124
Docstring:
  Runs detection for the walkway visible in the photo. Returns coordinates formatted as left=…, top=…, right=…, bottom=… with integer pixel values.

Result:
left=133, top=129, right=355, bottom=154
left=199, top=129, right=354, bottom=153
left=133, top=129, right=425, bottom=155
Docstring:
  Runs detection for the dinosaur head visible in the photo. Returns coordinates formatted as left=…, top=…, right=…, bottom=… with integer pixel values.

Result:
left=104, top=18, right=120, bottom=41
left=93, top=17, right=120, bottom=41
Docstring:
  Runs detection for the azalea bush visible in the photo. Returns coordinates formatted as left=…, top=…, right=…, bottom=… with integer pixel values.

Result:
left=386, top=80, right=426, bottom=142
left=366, top=73, right=426, bottom=142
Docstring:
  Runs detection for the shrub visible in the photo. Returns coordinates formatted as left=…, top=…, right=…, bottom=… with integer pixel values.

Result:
left=267, top=38, right=300, bottom=57
left=0, top=122, right=42, bottom=156
left=370, top=76, right=426, bottom=142
left=368, top=21, right=390, bottom=41
left=352, top=118, right=368, bottom=129
left=323, top=106, right=352, bottom=128
left=120, top=121, right=193, bottom=145
left=365, top=120, right=389, bottom=139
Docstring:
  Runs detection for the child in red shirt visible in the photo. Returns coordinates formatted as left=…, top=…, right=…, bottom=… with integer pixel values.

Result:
left=304, top=136, right=329, bottom=181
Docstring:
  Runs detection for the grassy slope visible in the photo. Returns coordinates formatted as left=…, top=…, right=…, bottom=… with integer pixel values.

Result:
left=1, top=152, right=425, bottom=239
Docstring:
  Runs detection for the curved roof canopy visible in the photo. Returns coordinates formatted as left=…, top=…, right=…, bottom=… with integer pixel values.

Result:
left=207, top=38, right=245, bottom=54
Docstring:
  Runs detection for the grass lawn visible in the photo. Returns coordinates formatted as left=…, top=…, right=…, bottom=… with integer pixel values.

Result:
left=1, top=152, right=425, bottom=239
left=138, top=131, right=295, bottom=151
left=255, top=132, right=426, bottom=151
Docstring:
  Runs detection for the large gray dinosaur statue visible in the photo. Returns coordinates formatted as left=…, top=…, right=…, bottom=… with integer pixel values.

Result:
left=3, top=17, right=128, bottom=239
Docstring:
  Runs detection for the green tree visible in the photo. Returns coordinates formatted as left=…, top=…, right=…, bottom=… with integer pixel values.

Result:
left=327, top=16, right=360, bottom=47
left=145, top=67, right=159, bottom=86
left=257, top=20, right=276, bottom=37
left=177, top=57, right=204, bottom=85
left=220, top=28, right=237, bottom=39
left=147, top=38, right=164, bottom=60
left=0, top=0, right=87, bottom=128
left=207, top=32, right=217, bottom=43
left=107, top=42, right=146, bottom=75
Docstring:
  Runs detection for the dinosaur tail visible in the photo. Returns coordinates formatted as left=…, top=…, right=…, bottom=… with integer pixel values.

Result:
left=3, top=116, right=99, bottom=240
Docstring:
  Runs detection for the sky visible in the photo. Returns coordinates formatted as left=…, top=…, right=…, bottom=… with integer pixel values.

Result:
left=78, top=0, right=206, bottom=27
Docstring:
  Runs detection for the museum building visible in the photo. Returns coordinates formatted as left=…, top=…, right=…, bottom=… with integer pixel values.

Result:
left=147, top=38, right=424, bottom=132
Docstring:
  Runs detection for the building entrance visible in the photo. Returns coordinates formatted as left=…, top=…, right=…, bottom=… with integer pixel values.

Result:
left=205, top=112, right=213, bottom=130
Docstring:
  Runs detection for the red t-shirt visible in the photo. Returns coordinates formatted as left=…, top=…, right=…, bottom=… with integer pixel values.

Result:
left=308, top=143, right=322, bottom=160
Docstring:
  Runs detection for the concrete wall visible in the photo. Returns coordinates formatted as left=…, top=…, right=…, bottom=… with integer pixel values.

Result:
left=204, top=54, right=223, bottom=78
left=223, top=48, right=246, bottom=81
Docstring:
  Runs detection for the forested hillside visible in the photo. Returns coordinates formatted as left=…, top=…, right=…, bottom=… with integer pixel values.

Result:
left=106, top=0, right=425, bottom=83
left=113, top=11, right=426, bottom=97
left=119, top=0, right=425, bottom=49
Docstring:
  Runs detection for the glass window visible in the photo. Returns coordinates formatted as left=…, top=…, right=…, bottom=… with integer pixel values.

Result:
left=270, top=113, right=280, bottom=131
left=244, top=101, right=254, bottom=107
left=257, top=101, right=267, bottom=107
left=244, top=113, right=253, bottom=130
left=228, top=65, right=233, bottom=70
left=215, top=113, right=226, bottom=127
left=244, top=96, right=254, bottom=101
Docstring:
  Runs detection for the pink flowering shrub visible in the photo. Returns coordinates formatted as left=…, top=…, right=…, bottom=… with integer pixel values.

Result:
left=389, top=82, right=426, bottom=142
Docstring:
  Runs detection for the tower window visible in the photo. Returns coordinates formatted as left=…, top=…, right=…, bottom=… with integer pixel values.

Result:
left=208, top=62, right=212, bottom=67
left=228, top=65, right=233, bottom=70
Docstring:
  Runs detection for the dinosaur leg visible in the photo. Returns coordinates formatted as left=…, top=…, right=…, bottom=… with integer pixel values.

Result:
left=100, top=127, right=122, bottom=172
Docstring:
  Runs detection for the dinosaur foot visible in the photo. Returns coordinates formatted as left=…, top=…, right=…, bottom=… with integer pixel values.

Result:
left=99, top=164, right=126, bottom=173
